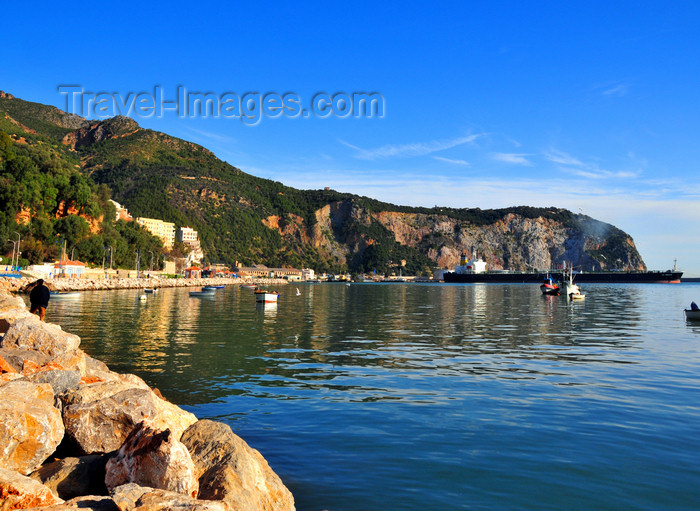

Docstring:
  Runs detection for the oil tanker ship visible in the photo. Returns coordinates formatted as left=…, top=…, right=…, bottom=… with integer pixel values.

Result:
left=442, top=254, right=682, bottom=284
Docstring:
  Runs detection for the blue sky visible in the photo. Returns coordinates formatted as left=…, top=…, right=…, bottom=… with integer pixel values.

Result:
left=3, top=2, right=700, bottom=274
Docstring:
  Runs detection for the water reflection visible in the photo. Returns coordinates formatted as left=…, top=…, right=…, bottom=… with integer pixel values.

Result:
left=47, top=282, right=698, bottom=408
left=46, top=283, right=700, bottom=511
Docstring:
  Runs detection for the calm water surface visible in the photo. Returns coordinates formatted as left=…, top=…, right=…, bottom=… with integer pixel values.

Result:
left=46, top=283, right=700, bottom=510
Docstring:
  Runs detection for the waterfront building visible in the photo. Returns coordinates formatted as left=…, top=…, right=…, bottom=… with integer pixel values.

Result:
left=54, top=259, right=86, bottom=278
left=109, top=200, right=133, bottom=222
left=136, top=217, right=176, bottom=248
left=184, top=266, right=202, bottom=278
left=178, top=226, right=204, bottom=265
left=233, top=262, right=302, bottom=280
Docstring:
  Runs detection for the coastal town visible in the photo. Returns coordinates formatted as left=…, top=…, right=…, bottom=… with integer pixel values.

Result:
left=3, top=201, right=429, bottom=285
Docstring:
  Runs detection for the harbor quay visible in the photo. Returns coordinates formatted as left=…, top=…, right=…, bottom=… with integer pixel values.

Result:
left=0, top=283, right=295, bottom=509
left=0, top=276, right=290, bottom=294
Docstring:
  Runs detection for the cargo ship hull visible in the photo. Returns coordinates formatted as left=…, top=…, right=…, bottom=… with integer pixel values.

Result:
left=443, top=271, right=682, bottom=284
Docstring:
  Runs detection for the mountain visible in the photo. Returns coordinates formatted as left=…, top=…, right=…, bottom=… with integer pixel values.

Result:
left=0, top=91, right=646, bottom=274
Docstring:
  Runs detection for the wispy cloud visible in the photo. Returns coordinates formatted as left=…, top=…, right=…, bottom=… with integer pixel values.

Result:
left=492, top=152, right=533, bottom=166
left=543, top=148, right=639, bottom=179
left=339, top=134, right=483, bottom=160
left=602, top=83, right=630, bottom=97
left=181, top=125, right=238, bottom=145
left=432, top=156, right=470, bottom=166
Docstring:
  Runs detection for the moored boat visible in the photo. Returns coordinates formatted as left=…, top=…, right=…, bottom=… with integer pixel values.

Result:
left=254, top=290, right=279, bottom=303
left=540, top=275, right=560, bottom=296
left=560, top=267, right=585, bottom=301
left=684, top=309, right=700, bottom=321
left=685, top=302, right=700, bottom=320
left=49, top=291, right=80, bottom=298
left=190, top=288, right=217, bottom=297
left=444, top=255, right=682, bottom=284
left=144, top=288, right=158, bottom=293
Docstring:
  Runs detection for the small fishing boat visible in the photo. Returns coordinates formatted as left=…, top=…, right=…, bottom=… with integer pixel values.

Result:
left=144, top=288, right=158, bottom=293
left=203, top=285, right=225, bottom=290
left=684, top=303, right=700, bottom=320
left=560, top=267, right=585, bottom=301
left=190, top=288, right=217, bottom=297
left=241, top=284, right=257, bottom=289
left=254, top=289, right=279, bottom=303
left=49, top=291, right=80, bottom=298
left=540, top=275, right=560, bottom=296
left=139, top=294, right=147, bottom=301
left=684, top=309, right=700, bottom=321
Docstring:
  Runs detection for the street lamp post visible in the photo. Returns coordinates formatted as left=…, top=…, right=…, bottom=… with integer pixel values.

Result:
left=7, top=239, right=17, bottom=271
left=13, top=232, right=21, bottom=268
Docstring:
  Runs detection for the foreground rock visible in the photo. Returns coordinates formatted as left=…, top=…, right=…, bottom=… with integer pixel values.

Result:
left=31, top=455, right=109, bottom=500
left=0, top=467, right=63, bottom=509
left=0, top=380, right=65, bottom=475
left=110, top=483, right=227, bottom=511
left=60, top=380, right=197, bottom=455
left=0, top=285, right=295, bottom=510
left=105, top=421, right=198, bottom=498
left=28, top=495, right=118, bottom=510
left=181, top=420, right=295, bottom=511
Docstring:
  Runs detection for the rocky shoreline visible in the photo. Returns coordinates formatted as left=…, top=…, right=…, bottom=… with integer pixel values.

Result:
left=0, top=281, right=295, bottom=510
left=1, top=276, right=289, bottom=294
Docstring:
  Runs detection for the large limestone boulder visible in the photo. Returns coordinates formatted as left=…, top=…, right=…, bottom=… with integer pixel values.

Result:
left=110, top=483, right=227, bottom=511
left=0, top=345, right=86, bottom=382
left=30, top=455, right=109, bottom=500
left=181, top=420, right=295, bottom=511
left=0, top=380, right=65, bottom=475
left=61, top=383, right=159, bottom=455
left=1, top=316, right=81, bottom=357
left=105, top=422, right=198, bottom=498
left=0, top=347, right=51, bottom=372
left=27, top=369, right=82, bottom=396
left=0, top=301, right=32, bottom=335
left=27, top=495, right=119, bottom=510
left=61, top=381, right=197, bottom=455
left=0, top=467, right=64, bottom=510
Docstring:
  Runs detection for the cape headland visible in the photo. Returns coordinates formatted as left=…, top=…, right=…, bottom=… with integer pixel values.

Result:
left=0, top=279, right=295, bottom=510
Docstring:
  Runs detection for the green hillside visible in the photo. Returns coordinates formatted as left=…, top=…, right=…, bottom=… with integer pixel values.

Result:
left=0, top=92, right=645, bottom=274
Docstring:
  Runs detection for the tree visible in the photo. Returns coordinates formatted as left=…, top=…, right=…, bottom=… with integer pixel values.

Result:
left=54, top=215, right=90, bottom=248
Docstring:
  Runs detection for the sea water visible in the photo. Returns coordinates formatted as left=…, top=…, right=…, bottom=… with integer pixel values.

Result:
left=48, top=282, right=700, bottom=510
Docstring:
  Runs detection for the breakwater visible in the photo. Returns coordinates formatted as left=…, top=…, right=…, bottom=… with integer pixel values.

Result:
left=0, top=282, right=295, bottom=510
left=1, top=276, right=290, bottom=294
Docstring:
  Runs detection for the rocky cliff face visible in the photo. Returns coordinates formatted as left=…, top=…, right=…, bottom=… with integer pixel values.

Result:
left=62, top=115, right=140, bottom=149
left=266, top=199, right=645, bottom=272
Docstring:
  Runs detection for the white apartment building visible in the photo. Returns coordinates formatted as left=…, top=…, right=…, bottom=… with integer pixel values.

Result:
left=136, top=217, right=176, bottom=248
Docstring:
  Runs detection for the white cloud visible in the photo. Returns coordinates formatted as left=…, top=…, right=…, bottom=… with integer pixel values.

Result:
left=432, top=156, right=470, bottom=166
left=602, top=83, right=630, bottom=97
left=339, top=134, right=483, bottom=160
left=543, top=148, right=640, bottom=179
left=492, top=152, right=533, bottom=166
left=239, top=162, right=700, bottom=275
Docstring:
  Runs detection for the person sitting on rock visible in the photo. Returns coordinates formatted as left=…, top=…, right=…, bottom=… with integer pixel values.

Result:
left=29, top=279, right=51, bottom=321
